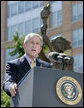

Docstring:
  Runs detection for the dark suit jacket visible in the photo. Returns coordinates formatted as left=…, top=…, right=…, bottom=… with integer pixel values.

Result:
left=3, top=55, right=52, bottom=96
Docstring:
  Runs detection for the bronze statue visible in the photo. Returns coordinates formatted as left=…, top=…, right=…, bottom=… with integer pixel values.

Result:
left=41, top=4, right=74, bottom=71
left=41, top=4, right=50, bottom=29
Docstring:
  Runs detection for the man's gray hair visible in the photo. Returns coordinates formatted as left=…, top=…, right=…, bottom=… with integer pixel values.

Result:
left=24, top=33, right=43, bottom=46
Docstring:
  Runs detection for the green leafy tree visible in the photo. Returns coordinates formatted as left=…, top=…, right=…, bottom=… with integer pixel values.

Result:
left=6, top=32, right=25, bottom=58
left=1, top=88, right=10, bottom=107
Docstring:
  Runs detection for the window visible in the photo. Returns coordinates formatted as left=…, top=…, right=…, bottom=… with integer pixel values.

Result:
left=51, top=1, right=62, bottom=28
left=57, top=10, right=62, bottom=26
left=17, top=23, right=25, bottom=37
left=18, top=1, right=24, bottom=14
left=51, top=12, right=56, bottom=28
left=6, top=25, right=17, bottom=41
left=73, top=54, right=83, bottom=73
left=6, top=1, right=43, bottom=41
left=5, top=48, right=18, bottom=64
left=7, top=5, right=11, bottom=18
left=32, top=17, right=40, bottom=33
left=25, top=1, right=31, bottom=11
left=25, top=20, right=32, bottom=35
left=32, top=1, right=39, bottom=9
left=39, top=1, right=43, bottom=6
left=72, top=28, right=83, bottom=47
left=72, top=2, right=83, bottom=22
left=5, top=49, right=10, bottom=64
left=40, top=18, right=43, bottom=26
left=11, top=25, right=17, bottom=39
left=6, top=27, right=11, bottom=41
left=7, top=1, right=43, bottom=18
left=11, top=3, right=17, bottom=17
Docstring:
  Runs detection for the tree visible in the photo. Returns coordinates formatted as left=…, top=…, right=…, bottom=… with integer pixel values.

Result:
left=6, top=32, right=25, bottom=58
left=1, top=88, right=10, bottom=107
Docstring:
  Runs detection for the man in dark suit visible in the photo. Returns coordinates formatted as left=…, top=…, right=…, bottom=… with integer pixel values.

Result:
left=3, top=33, right=52, bottom=97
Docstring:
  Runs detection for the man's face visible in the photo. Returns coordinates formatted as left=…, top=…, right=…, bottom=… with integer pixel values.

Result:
left=24, top=36, right=42, bottom=59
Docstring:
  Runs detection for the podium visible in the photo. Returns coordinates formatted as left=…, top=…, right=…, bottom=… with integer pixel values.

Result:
left=10, top=67, right=83, bottom=107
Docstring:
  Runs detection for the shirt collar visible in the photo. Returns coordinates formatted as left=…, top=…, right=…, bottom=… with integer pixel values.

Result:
left=24, top=53, right=36, bottom=66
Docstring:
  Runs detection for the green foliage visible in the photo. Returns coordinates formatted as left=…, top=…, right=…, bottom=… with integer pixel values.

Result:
left=6, top=32, right=25, bottom=58
left=43, top=44, right=49, bottom=53
left=1, top=88, right=10, bottom=107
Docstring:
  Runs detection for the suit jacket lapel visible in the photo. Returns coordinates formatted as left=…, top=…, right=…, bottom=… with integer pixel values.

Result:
left=20, top=56, right=42, bottom=73
left=20, top=55, right=31, bottom=74
left=36, top=58, right=41, bottom=67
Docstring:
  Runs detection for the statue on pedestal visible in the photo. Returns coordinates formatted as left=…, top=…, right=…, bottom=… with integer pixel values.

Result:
left=40, top=4, right=74, bottom=71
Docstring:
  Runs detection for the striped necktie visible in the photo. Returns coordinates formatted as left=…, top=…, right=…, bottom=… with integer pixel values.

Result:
left=30, top=60, right=34, bottom=68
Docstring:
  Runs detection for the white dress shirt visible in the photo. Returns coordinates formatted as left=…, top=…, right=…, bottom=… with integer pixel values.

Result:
left=24, top=54, right=36, bottom=67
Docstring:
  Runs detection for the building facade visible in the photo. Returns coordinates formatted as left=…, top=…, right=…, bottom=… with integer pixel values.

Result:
left=1, top=1, right=83, bottom=84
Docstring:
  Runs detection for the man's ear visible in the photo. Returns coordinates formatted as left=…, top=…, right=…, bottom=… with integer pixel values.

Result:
left=39, top=47, right=42, bottom=53
left=23, top=43, right=25, bottom=49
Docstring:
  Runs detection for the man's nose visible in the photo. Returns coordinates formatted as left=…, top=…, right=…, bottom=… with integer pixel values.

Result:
left=32, top=43, right=36, bottom=47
